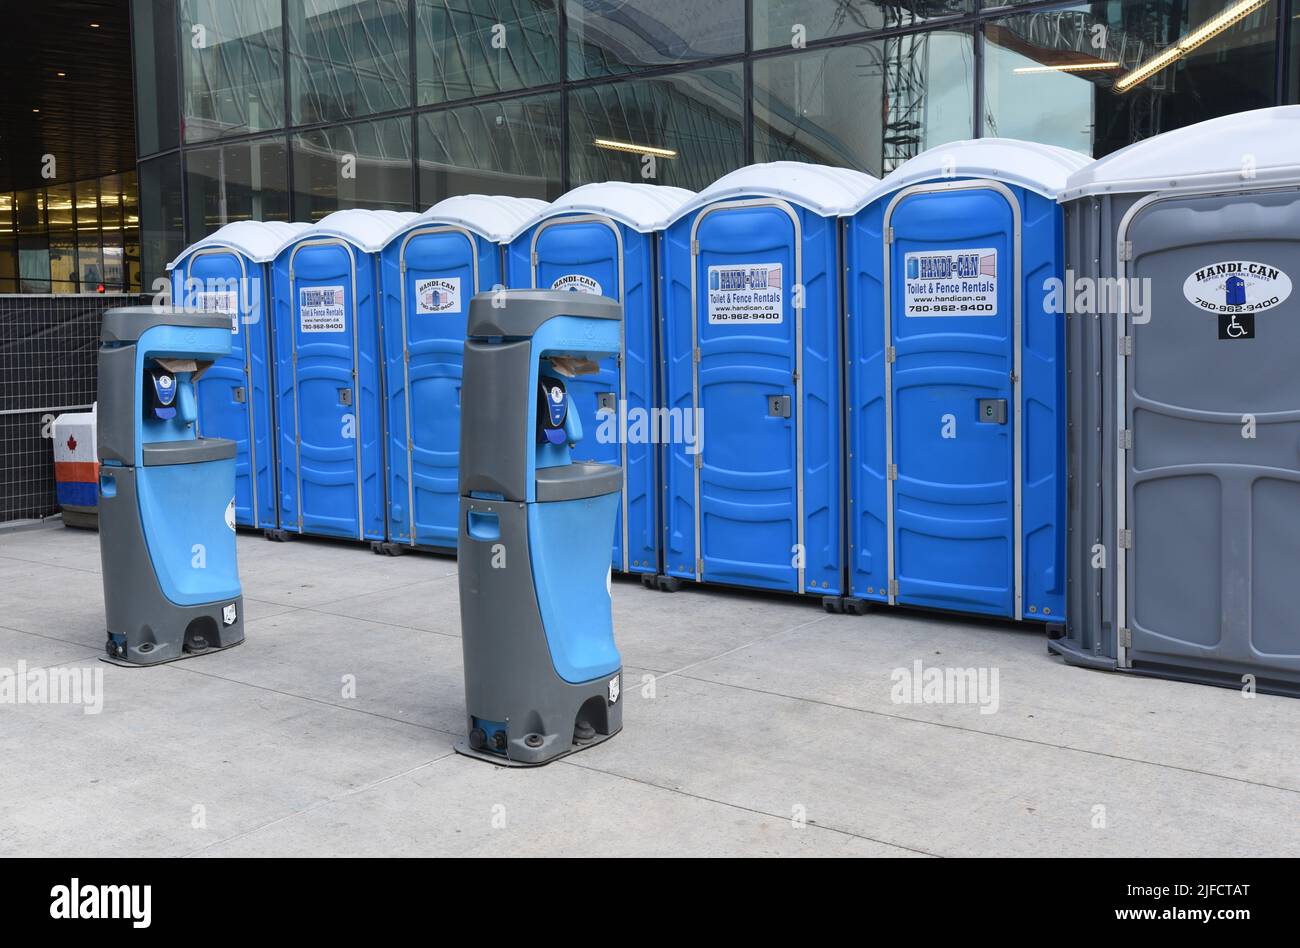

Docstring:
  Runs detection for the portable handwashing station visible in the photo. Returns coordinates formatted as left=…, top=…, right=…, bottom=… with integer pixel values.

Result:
left=96, top=306, right=244, bottom=665
left=456, top=289, right=624, bottom=765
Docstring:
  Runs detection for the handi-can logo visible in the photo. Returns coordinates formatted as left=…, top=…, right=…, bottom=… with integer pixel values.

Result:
left=49, top=879, right=151, bottom=928
left=1183, top=260, right=1292, bottom=315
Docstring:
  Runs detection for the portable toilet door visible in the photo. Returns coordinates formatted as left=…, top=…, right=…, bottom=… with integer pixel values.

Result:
left=378, top=195, right=547, bottom=552
left=1054, top=106, right=1300, bottom=695
left=660, top=162, right=879, bottom=600
left=505, top=182, right=694, bottom=575
left=843, top=139, right=1090, bottom=622
left=167, top=220, right=308, bottom=530
left=272, top=209, right=417, bottom=542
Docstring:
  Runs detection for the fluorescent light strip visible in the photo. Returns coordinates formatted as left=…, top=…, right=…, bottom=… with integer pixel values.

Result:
left=1115, top=0, right=1271, bottom=92
left=593, top=138, right=677, bottom=158
left=1014, top=61, right=1120, bottom=75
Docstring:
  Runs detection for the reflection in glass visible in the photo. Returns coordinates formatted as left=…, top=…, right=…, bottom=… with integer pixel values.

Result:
left=752, top=0, right=969, bottom=50
left=50, top=235, right=78, bottom=292
left=19, top=239, right=52, bottom=294
left=984, top=1, right=1279, bottom=157
left=180, top=0, right=284, bottom=142
left=416, top=0, right=559, bottom=104
left=139, top=155, right=186, bottom=292
left=418, top=94, right=562, bottom=203
left=754, top=33, right=975, bottom=176
left=46, top=185, right=75, bottom=232
left=185, top=137, right=291, bottom=239
left=79, top=236, right=106, bottom=291
left=0, top=175, right=141, bottom=293
left=134, top=0, right=182, bottom=156
left=103, top=232, right=127, bottom=294
left=1292, top=7, right=1300, bottom=103
left=566, top=0, right=745, bottom=79
left=293, top=117, right=414, bottom=220
left=16, top=191, right=46, bottom=234
left=568, top=66, right=745, bottom=190
left=0, top=236, right=17, bottom=293
left=289, top=0, right=411, bottom=124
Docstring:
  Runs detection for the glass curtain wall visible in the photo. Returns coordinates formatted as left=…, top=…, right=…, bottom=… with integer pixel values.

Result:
left=132, top=0, right=1298, bottom=289
left=0, top=174, right=141, bottom=294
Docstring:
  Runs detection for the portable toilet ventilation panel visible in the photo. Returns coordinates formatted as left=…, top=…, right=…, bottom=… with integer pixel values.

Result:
left=456, top=289, right=625, bottom=766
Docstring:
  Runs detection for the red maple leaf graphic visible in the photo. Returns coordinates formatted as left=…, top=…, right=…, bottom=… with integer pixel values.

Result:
left=67, top=435, right=78, bottom=452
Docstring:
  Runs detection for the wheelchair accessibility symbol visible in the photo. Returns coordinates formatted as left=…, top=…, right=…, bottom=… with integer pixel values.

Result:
left=1218, top=312, right=1255, bottom=340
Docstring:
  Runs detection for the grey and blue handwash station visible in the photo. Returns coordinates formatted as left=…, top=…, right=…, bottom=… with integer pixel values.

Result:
left=97, top=306, right=245, bottom=665
left=456, top=289, right=625, bottom=765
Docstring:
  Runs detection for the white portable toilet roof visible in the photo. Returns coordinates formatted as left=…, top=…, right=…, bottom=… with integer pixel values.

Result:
left=166, top=220, right=311, bottom=269
left=305, top=209, right=421, bottom=253
left=1060, top=106, right=1300, bottom=202
left=850, top=139, right=1092, bottom=212
left=513, top=182, right=695, bottom=238
left=668, top=161, right=881, bottom=224
left=404, top=194, right=550, bottom=244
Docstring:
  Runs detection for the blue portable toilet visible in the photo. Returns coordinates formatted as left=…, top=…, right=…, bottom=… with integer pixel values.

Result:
left=505, top=182, right=694, bottom=576
left=842, top=139, right=1091, bottom=622
left=660, top=162, right=879, bottom=601
left=378, top=194, right=548, bottom=553
left=271, top=209, right=417, bottom=543
left=167, top=220, right=309, bottom=530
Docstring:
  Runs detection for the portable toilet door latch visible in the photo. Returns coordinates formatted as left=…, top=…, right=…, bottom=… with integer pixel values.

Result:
left=767, top=394, right=792, bottom=418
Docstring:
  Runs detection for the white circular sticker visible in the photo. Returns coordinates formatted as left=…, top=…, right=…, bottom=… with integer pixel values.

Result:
left=224, top=498, right=236, bottom=531
left=552, top=273, right=602, bottom=295
left=1182, top=261, right=1291, bottom=315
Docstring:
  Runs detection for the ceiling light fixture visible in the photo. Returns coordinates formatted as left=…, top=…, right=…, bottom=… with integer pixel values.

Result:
left=1014, top=61, right=1120, bottom=75
left=593, top=138, right=677, bottom=159
left=1115, top=0, right=1271, bottom=92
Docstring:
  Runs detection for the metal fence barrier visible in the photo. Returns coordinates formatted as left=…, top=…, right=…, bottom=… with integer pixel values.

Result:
left=1, top=294, right=145, bottom=524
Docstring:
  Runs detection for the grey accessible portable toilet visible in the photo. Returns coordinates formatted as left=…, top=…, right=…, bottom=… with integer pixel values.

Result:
left=1054, top=105, right=1300, bottom=696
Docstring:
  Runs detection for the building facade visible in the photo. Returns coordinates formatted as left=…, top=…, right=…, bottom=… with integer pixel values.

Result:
left=131, top=0, right=1298, bottom=288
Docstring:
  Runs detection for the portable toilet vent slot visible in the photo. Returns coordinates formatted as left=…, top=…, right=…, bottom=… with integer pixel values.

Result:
left=506, top=182, right=695, bottom=577
left=377, top=194, right=547, bottom=554
left=1055, top=105, right=1300, bottom=696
